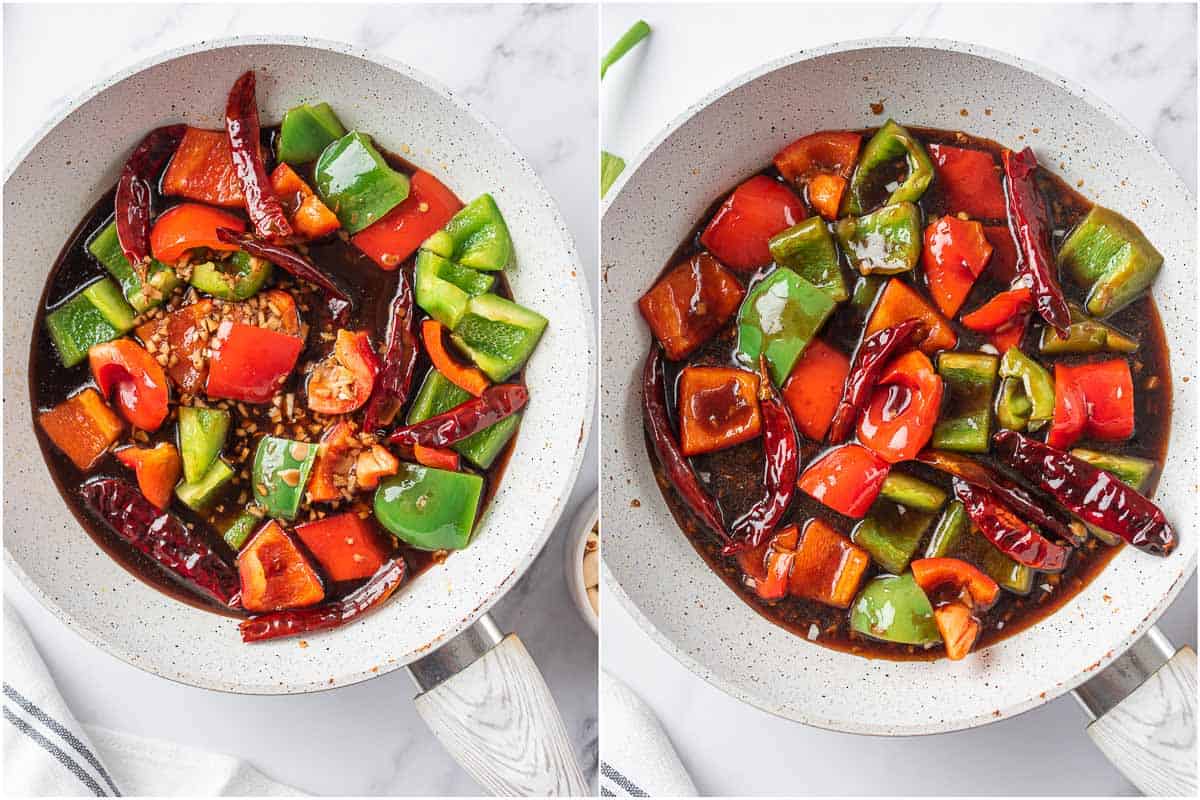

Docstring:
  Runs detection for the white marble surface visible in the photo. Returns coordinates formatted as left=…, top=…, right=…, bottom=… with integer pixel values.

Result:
left=4, top=4, right=598, bottom=796
left=601, top=3, right=1196, bottom=796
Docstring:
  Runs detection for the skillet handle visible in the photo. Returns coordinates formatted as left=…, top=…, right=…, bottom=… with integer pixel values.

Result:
left=407, top=613, right=589, bottom=796
left=1073, top=626, right=1196, bottom=795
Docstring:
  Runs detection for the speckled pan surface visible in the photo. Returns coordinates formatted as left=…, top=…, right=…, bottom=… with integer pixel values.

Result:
left=601, top=39, right=1197, bottom=735
left=4, top=36, right=594, bottom=694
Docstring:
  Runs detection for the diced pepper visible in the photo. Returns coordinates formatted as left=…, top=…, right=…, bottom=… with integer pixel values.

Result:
left=988, top=317, right=1029, bottom=355
left=852, top=500, right=936, bottom=574
left=307, top=329, right=380, bottom=415
left=295, top=512, right=389, bottom=582
left=135, top=299, right=215, bottom=395
left=880, top=472, right=946, bottom=512
left=797, top=443, right=889, bottom=519
left=306, top=421, right=358, bottom=503
left=407, top=368, right=521, bottom=469
left=1058, top=205, right=1164, bottom=318
left=931, top=351, right=997, bottom=454
left=806, top=173, right=848, bottom=221
left=850, top=572, right=939, bottom=645
left=374, top=463, right=483, bottom=550
left=206, top=321, right=304, bottom=404
left=922, top=216, right=993, bottom=317
left=767, top=217, right=847, bottom=301
left=850, top=275, right=886, bottom=317
left=924, top=500, right=968, bottom=558
left=844, top=120, right=934, bottom=215
left=38, top=388, right=124, bottom=470
left=995, top=347, right=1054, bottom=432
left=45, top=278, right=136, bottom=367
left=223, top=511, right=258, bottom=551
left=114, top=443, right=181, bottom=510
left=450, top=294, right=548, bottom=382
left=926, top=143, right=1007, bottom=220
left=789, top=519, right=870, bottom=608
left=960, top=287, right=1032, bottom=332
left=859, top=350, right=944, bottom=463
left=774, top=131, right=861, bottom=184
left=781, top=339, right=849, bottom=441
left=88, top=221, right=180, bottom=313
left=911, top=557, right=1000, bottom=609
left=89, top=339, right=170, bottom=432
left=356, top=444, right=400, bottom=489
left=834, top=202, right=922, bottom=275
left=699, top=175, right=805, bottom=271
left=161, top=127, right=246, bottom=208
left=238, top=520, right=326, bottom=613
left=421, top=193, right=513, bottom=272
left=983, top=225, right=1019, bottom=283
left=252, top=436, right=318, bottom=520
left=414, top=249, right=496, bottom=329
left=1039, top=304, right=1138, bottom=355
left=175, top=458, right=234, bottom=511
left=1071, top=448, right=1155, bottom=493
left=149, top=203, right=245, bottom=265
left=747, top=525, right=798, bottom=601
left=932, top=602, right=979, bottom=661
left=314, top=131, right=411, bottom=234
left=190, top=251, right=273, bottom=301
left=178, top=406, right=230, bottom=484
left=865, top=279, right=957, bottom=354
left=1047, top=359, right=1135, bottom=449
left=676, top=366, right=762, bottom=456
left=638, top=253, right=745, bottom=360
left=422, top=319, right=490, bottom=396
left=276, top=102, right=346, bottom=164
left=413, top=444, right=460, bottom=472
left=269, top=163, right=340, bottom=240
left=353, top=171, right=463, bottom=269
left=735, top=267, right=836, bottom=385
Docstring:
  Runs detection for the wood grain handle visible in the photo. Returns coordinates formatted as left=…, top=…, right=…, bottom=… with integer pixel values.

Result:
left=1085, top=645, right=1196, bottom=796
left=413, top=633, right=589, bottom=796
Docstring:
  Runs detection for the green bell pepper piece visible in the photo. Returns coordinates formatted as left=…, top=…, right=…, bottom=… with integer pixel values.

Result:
left=833, top=202, right=922, bottom=275
left=850, top=572, right=940, bottom=646
left=1071, top=448, right=1156, bottom=546
left=252, top=436, right=318, bottom=520
left=414, top=250, right=496, bottom=329
left=850, top=274, right=886, bottom=317
left=374, top=463, right=484, bottom=551
left=1038, top=304, right=1138, bottom=355
left=314, top=131, right=410, bottom=234
left=407, top=367, right=522, bottom=469
left=880, top=472, right=946, bottom=512
left=932, top=351, right=998, bottom=453
left=178, top=406, right=231, bottom=484
left=844, top=119, right=934, bottom=214
left=924, top=500, right=968, bottom=558
left=451, top=293, right=548, bottom=382
left=277, top=102, right=346, bottom=164
left=45, top=278, right=136, bottom=367
left=88, top=221, right=180, bottom=313
left=222, top=511, right=259, bottom=551
left=735, top=267, right=836, bottom=385
left=851, top=500, right=936, bottom=574
left=1058, top=205, right=1163, bottom=318
left=977, top=538, right=1034, bottom=595
left=422, top=194, right=514, bottom=272
left=190, top=251, right=273, bottom=301
left=175, top=459, right=234, bottom=512
left=767, top=218, right=848, bottom=301
left=923, top=501, right=1031, bottom=594
left=995, top=347, right=1054, bottom=432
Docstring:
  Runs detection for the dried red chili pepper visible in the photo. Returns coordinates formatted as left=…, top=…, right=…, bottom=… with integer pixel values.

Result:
left=826, top=317, right=922, bottom=444
left=951, top=477, right=1070, bottom=572
left=724, top=358, right=799, bottom=555
left=643, top=345, right=730, bottom=545
left=1002, top=147, right=1070, bottom=336
left=362, top=269, right=419, bottom=433
left=240, top=558, right=406, bottom=642
left=388, top=383, right=528, bottom=448
left=216, top=228, right=351, bottom=323
left=80, top=478, right=240, bottom=606
left=993, top=430, right=1176, bottom=556
left=115, top=124, right=187, bottom=281
left=225, top=71, right=292, bottom=239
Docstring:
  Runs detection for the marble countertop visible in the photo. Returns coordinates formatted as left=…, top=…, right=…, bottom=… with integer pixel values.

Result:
left=4, top=4, right=598, bottom=796
left=601, top=3, right=1196, bottom=797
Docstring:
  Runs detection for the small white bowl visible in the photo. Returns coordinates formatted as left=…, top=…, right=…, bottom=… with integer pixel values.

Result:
left=564, top=491, right=599, bottom=634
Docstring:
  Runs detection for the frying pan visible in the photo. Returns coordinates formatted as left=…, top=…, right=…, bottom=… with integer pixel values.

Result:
left=4, top=37, right=593, bottom=794
left=602, top=39, right=1195, bottom=793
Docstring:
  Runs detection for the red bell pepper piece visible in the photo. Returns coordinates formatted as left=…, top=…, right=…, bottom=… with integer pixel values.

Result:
left=782, top=339, right=849, bottom=441
left=960, top=287, right=1033, bottom=332
left=828, top=318, right=923, bottom=444
left=115, top=442, right=182, bottom=510
left=89, top=339, right=170, bottom=431
left=927, top=144, right=1007, bottom=220
left=638, top=253, right=745, bottom=361
left=115, top=125, right=186, bottom=280
left=865, top=279, right=958, bottom=355
left=774, top=131, right=862, bottom=182
left=135, top=299, right=215, bottom=395
left=922, top=216, right=993, bottom=317
left=797, top=444, right=889, bottom=519
left=699, top=175, right=805, bottom=271
left=951, top=478, right=1069, bottom=571
left=744, top=525, right=800, bottom=601
left=269, top=163, right=340, bottom=240
left=225, top=71, right=292, bottom=239
left=857, top=349, right=944, bottom=464
left=150, top=203, right=246, bottom=264
left=412, top=444, right=460, bottom=472
left=206, top=321, right=304, bottom=404
left=1047, top=359, right=1135, bottom=449
left=307, top=421, right=394, bottom=502
left=422, top=319, right=490, bottom=397
left=988, top=314, right=1030, bottom=353
left=38, top=388, right=125, bottom=470
left=238, top=520, right=325, bottom=613
left=983, top=225, right=1019, bottom=283
left=352, top=171, right=463, bottom=269
left=295, top=512, right=389, bottom=582
left=307, top=330, right=380, bottom=415
left=676, top=366, right=762, bottom=456
left=911, top=557, right=1000, bottom=610
left=161, top=127, right=246, bottom=208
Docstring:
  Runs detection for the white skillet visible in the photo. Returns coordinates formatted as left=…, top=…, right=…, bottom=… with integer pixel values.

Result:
left=602, top=39, right=1195, bottom=793
left=4, top=36, right=593, bottom=794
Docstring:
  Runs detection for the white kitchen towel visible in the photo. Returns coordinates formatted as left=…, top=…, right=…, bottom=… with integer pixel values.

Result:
left=600, top=670, right=697, bottom=797
left=3, top=603, right=303, bottom=797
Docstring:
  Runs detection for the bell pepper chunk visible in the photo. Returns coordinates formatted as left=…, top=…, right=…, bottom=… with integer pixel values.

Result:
left=851, top=499, right=935, bottom=575
left=736, top=267, right=837, bottom=386
left=407, top=368, right=521, bottom=469
left=206, top=320, right=304, bottom=404
left=782, top=339, right=849, bottom=441
left=238, top=520, right=326, bottom=613
left=961, top=287, right=1033, bottom=332
left=1047, top=359, right=1135, bottom=449
left=850, top=572, right=939, bottom=645
left=175, top=459, right=234, bottom=512
left=276, top=102, right=346, bottom=164
left=933, top=602, right=979, bottom=660
left=357, top=444, right=400, bottom=490
left=835, top=202, right=923, bottom=275
left=223, top=511, right=259, bottom=552
left=774, top=131, right=861, bottom=183
left=879, top=472, right=946, bottom=512
left=911, top=557, right=1000, bottom=610
left=149, top=203, right=246, bottom=265
left=922, top=216, right=993, bottom=317
left=314, top=131, right=411, bottom=234
left=306, top=329, right=380, bottom=415
left=252, top=436, right=318, bottom=520
left=737, top=525, right=800, bottom=600
left=1058, top=205, right=1164, bottom=318
left=306, top=421, right=358, bottom=502
left=858, top=349, right=944, bottom=463
left=930, top=351, right=997, bottom=454
left=161, top=127, right=247, bottom=208
left=38, top=388, right=125, bottom=470
left=422, top=318, right=490, bottom=397
left=982, top=225, right=1019, bottom=283
left=638, top=253, right=745, bottom=361
left=450, top=294, right=548, bottom=382
left=413, top=444, right=460, bottom=472
left=421, top=193, right=513, bottom=272
left=45, top=278, right=137, bottom=368
left=88, top=221, right=181, bottom=313
left=789, top=519, right=870, bottom=609
left=353, top=171, right=463, bottom=269
left=1039, top=304, right=1139, bottom=355
left=374, top=463, right=483, bottom=551
left=927, top=143, right=1007, bottom=220
left=414, top=250, right=496, bottom=329
left=923, top=500, right=1032, bottom=596
left=189, top=251, right=272, bottom=302
left=89, top=339, right=170, bottom=432
left=996, top=347, right=1054, bottom=432
left=1071, top=448, right=1155, bottom=493
left=767, top=217, right=847, bottom=301
left=844, top=120, right=933, bottom=215
left=269, top=163, right=340, bottom=240
left=797, top=443, right=890, bottom=519
left=114, top=442, right=181, bottom=510
left=865, top=279, right=957, bottom=354
left=676, top=366, right=762, bottom=456
left=135, top=299, right=215, bottom=395
left=295, top=512, right=389, bottom=582
left=699, top=175, right=805, bottom=271
left=807, top=173, right=848, bottom=221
